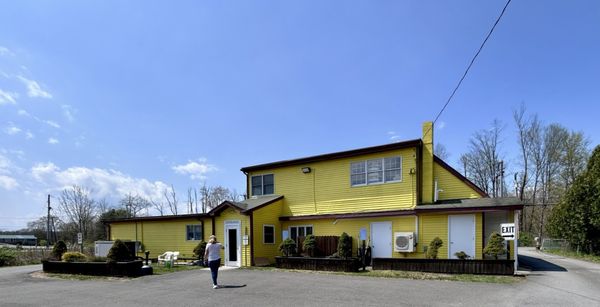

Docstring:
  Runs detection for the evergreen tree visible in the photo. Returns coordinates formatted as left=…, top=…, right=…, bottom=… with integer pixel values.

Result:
left=483, top=232, right=506, bottom=259
left=548, top=146, right=600, bottom=254
left=337, top=232, right=352, bottom=259
left=426, top=237, right=443, bottom=259
left=107, top=239, right=132, bottom=262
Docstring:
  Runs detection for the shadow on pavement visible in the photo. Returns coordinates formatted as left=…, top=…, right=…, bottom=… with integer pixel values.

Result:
left=519, top=254, right=567, bottom=272
left=219, top=284, right=247, bottom=289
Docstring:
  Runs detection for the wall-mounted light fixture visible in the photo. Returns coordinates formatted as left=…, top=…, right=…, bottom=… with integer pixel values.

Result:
left=301, top=167, right=311, bottom=174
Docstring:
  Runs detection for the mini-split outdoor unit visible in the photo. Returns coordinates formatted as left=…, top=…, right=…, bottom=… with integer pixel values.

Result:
left=394, top=232, right=415, bottom=252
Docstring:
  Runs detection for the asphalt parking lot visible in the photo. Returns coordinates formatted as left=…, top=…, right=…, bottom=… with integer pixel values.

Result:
left=2, top=249, right=600, bottom=307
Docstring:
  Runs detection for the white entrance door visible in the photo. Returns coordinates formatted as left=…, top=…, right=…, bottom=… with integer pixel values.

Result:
left=224, top=221, right=241, bottom=267
left=448, top=214, right=475, bottom=259
left=371, top=222, right=392, bottom=259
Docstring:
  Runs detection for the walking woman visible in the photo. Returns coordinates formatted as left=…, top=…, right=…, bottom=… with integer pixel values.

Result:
left=204, top=235, right=224, bottom=289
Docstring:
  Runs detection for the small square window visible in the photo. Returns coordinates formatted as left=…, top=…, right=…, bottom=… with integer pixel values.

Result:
left=186, top=224, right=202, bottom=241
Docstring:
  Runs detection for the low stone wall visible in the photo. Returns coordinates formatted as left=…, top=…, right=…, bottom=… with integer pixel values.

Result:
left=372, top=258, right=514, bottom=275
left=42, top=260, right=143, bottom=277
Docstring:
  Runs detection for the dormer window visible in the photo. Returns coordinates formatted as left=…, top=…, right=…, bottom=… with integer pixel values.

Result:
left=251, top=174, right=274, bottom=196
left=351, top=156, right=401, bottom=186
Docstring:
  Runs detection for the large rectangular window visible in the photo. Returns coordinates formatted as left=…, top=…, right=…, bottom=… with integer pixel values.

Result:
left=186, top=224, right=203, bottom=241
left=289, top=225, right=313, bottom=240
left=251, top=174, right=274, bottom=196
left=263, top=225, right=275, bottom=244
left=351, top=156, right=402, bottom=186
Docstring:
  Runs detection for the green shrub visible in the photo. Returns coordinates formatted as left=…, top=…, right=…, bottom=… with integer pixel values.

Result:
left=62, top=252, right=87, bottom=262
left=426, top=237, right=443, bottom=259
left=52, top=240, right=68, bottom=260
left=519, top=232, right=534, bottom=247
left=454, top=251, right=470, bottom=260
left=279, top=238, right=296, bottom=257
left=484, top=232, right=507, bottom=259
left=38, top=239, right=47, bottom=247
left=193, top=241, right=207, bottom=261
left=0, top=247, right=18, bottom=267
left=303, top=234, right=316, bottom=257
left=337, top=232, right=352, bottom=259
left=107, top=239, right=132, bottom=263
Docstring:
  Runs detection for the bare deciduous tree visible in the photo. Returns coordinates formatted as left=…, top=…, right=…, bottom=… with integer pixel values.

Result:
left=57, top=185, right=96, bottom=243
left=151, top=199, right=166, bottom=216
left=460, top=119, right=505, bottom=197
left=434, top=143, right=450, bottom=161
left=119, top=193, right=151, bottom=218
left=164, top=184, right=179, bottom=215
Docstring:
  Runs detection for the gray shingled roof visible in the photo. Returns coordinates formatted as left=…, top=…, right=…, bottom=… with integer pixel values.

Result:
left=418, top=197, right=523, bottom=210
left=231, top=194, right=283, bottom=211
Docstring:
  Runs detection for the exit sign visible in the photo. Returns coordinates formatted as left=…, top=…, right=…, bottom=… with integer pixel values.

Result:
left=500, top=223, right=515, bottom=240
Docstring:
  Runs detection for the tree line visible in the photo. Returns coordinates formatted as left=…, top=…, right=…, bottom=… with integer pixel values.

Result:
left=18, top=183, right=242, bottom=246
left=456, top=103, right=596, bottom=253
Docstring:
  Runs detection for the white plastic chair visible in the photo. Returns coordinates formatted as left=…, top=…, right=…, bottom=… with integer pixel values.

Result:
left=172, top=251, right=180, bottom=265
left=157, top=251, right=174, bottom=266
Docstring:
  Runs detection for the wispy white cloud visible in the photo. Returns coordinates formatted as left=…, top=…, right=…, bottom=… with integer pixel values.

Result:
left=172, top=159, right=217, bottom=180
left=44, top=120, right=61, bottom=129
left=17, top=109, right=29, bottom=116
left=61, top=105, right=75, bottom=122
left=30, top=162, right=170, bottom=201
left=4, top=123, right=22, bottom=135
left=0, top=154, right=12, bottom=174
left=387, top=131, right=402, bottom=142
left=48, top=138, right=59, bottom=145
left=17, top=76, right=52, bottom=99
left=438, top=121, right=446, bottom=130
left=0, top=89, right=18, bottom=105
left=0, top=154, right=19, bottom=190
left=0, top=175, right=18, bottom=190
left=25, top=131, right=34, bottom=139
left=0, top=46, right=15, bottom=57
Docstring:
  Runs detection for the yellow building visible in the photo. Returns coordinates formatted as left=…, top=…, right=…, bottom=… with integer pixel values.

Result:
left=106, top=122, right=522, bottom=267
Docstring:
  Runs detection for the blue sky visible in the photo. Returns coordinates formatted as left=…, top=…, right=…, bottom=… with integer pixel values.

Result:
left=1, top=1, right=599, bottom=230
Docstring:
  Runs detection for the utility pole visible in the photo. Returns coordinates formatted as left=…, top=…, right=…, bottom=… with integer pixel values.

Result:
left=47, top=194, right=51, bottom=248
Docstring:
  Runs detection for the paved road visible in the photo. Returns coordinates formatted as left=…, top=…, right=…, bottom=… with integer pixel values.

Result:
left=516, top=247, right=600, bottom=305
left=1, top=249, right=599, bottom=307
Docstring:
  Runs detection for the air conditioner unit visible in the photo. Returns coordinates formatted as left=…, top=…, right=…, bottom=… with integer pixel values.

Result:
left=394, top=232, right=415, bottom=252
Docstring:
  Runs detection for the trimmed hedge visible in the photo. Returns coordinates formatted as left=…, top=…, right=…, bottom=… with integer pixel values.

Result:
left=275, top=256, right=361, bottom=272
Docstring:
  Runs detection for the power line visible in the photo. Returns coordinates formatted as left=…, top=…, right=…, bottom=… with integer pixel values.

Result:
left=425, top=0, right=512, bottom=138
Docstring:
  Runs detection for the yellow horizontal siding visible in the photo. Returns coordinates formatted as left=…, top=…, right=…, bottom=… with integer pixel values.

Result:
left=248, top=148, right=418, bottom=217
left=419, top=214, right=448, bottom=259
left=110, top=217, right=211, bottom=259
left=213, top=208, right=251, bottom=266
left=252, top=199, right=283, bottom=264
left=282, top=216, right=417, bottom=258
left=434, top=161, right=481, bottom=200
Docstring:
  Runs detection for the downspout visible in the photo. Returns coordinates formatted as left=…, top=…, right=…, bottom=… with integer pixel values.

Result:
left=243, top=171, right=249, bottom=199
left=416, top=144, right=422, bottom=205
left=211, top=215, right=216, bottom=236
left=249, top=212, right=254, bottom=266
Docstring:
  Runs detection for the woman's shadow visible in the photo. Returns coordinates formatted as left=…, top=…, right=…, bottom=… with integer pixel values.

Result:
left=218, top=284, right=247, bottom=289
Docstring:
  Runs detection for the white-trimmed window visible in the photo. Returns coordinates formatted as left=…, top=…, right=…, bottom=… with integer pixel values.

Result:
left=251, top=174, right=274, bottom=196
left=289, top=225, right=313, bottom=240
left=186, top=224, right=203, bottom=241
left=263, top=225, right=275, bottom=244
left=351, top=156, right=402, bottom=186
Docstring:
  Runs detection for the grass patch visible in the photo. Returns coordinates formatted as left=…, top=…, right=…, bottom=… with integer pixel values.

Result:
left=544, top=249, right=600, bottom=264
left=33, top=271, right=132, bottom=281
left=151, top=264, right=204, bottom=275
left=241, top=266, right=521, bottom=284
